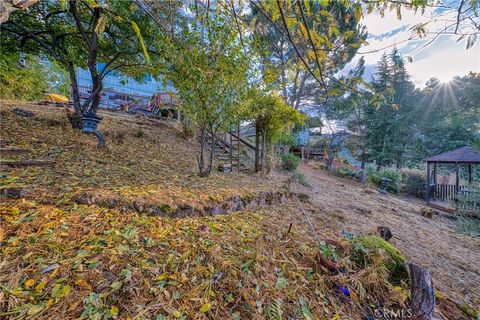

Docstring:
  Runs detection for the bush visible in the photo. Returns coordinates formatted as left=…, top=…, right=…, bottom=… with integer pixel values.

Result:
left=281, top=154, right=300, bottom=171
left=367, top=167, right=401, bottom=193
left=292, top=170, right=308, bottom=186
left=336, top=167, right=360, bottom=179
left=401, top=169, right=426, bottom=198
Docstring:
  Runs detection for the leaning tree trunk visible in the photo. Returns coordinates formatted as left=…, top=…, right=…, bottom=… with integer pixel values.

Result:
left=66, top=61, right=83, bottom=129
left=409, top=263, right=435, bottom=320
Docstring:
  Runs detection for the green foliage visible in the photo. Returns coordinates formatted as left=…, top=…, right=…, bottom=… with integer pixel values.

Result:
left=265, top=299, right=283, bottom=320
left=281, top=154, right=300, bottom=172
left=367, top=167, right=401, bottom=193
left=0, top=53, right=50, bottom=101
left=249, top=91, right=306, bottom=143
left=356, top=236, right=408, bottom=285
left=336, top=167, right=360, bottom=179
left=401, top=169, right=426, bottom=198
left=292, top=170, right=308, bottom=186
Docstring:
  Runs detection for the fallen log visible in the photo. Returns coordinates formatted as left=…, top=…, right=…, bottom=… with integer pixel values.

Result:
left=409, top=263, right=435, bottom=320
left=0, top=160, right=55, bottom=167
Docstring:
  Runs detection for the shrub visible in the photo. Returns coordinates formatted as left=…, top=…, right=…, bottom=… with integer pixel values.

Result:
left=401, top=169, right=426, bottom=198
left=355, top=236, right=408, bottom=285
left=292, top=170, right=308, bottom=186
left=281, top=154, right=300, bottom=172
left=367, top=167, right=401, bottom=193
left=336, top=167, right=360, bottom=179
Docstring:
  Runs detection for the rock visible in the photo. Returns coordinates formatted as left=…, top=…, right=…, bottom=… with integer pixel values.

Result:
left=0, top=187, right=26, bottom=198
left=12, top=108, right=35, bottom=118
left=132, top=201, right=145, bottom=213
left=257, top=192, right=267, bottom=206
left=230, top=195, right=244, bottom=211
left=174, top=204, right=196, bottom=217
left=211, top=206, right=225, bottom=216
left=377, top=226, right=393, bottom=241
left=147, top=205, right=160, bottom=216
left=420, top=207, right=434, bottom=218
left=280, top=193, right=288, bottom=204
left=245, top=199, right=258, bottom=211
left=76, top=192, right=96, bottom=205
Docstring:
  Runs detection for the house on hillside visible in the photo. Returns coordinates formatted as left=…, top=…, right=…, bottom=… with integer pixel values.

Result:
left=75, top=65, right=177, bottom=113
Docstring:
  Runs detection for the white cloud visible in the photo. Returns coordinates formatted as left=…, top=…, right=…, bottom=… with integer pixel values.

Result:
left=344, top=5, right=480, bottom=85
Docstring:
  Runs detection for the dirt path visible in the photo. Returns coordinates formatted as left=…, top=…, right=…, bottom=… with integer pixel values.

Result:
left=295, top=164, right=480, bottom=308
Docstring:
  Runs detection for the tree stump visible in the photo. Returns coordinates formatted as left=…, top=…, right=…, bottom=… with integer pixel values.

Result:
left=409, top=263, right=435, bottom=320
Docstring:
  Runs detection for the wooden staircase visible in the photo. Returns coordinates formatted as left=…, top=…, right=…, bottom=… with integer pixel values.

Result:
left=205, top=130, right=255, bottom=172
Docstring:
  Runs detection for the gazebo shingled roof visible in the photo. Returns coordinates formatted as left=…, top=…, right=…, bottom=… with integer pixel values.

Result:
left=424, top=146, right=480, bottom=163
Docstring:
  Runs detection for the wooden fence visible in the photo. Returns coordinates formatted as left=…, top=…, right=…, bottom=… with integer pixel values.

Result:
left=434, top=184, right=479, bottom=213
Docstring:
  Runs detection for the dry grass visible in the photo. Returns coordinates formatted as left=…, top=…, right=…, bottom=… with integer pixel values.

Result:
left=294, top=163, right=480, bottom=319
left=0, top=101, right=475, bottom=319
left=0, top=102, right=285, bottom=209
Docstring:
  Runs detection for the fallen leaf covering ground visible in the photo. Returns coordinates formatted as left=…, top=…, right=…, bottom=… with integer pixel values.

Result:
left=0, top=102, right=285, bottom=209
left=0, top=101, right=474, bottom=319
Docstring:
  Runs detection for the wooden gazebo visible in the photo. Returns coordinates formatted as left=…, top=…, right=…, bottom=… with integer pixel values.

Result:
left=425, top=146, right=480, bottom=210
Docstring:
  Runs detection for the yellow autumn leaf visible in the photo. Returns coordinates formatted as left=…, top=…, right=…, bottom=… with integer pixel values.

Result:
left=331, top=315, right=340, bottom=320
left=35, top=281, right=47, bottom=293
left=110, top=305, right=119, bottom=316
left=24, top=278, right=35, bottom=288
left=200, top=302, right=212, bottom=313
left=46, top=299, right=54, bottom=308
left=75, top=279, right=92, bottom=291
left=155, top=273, right=167, bottom=281
left=172, top=310, right=182, bottom=318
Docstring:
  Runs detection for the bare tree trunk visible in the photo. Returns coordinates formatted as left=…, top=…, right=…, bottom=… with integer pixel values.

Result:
left=261, top=131, right=266, bottom=174
left=197, top=123, right=206, bottom=175
left=66, top=61, right=82, bottom=129
left=255, top=123, right=261, bottom=172
left=206, top=127, right=215, bottom=176
left=294, top=72, right=308, bottom=110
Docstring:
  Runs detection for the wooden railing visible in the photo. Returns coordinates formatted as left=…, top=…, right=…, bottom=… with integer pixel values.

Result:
left=434, top=184, right=462, bottom=201
left=433, top=184, right=479, bottom=213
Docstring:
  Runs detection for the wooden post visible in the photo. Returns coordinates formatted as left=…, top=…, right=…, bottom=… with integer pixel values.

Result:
left=468, top=164, right=472, bottom=183
left=426, top=162, right=431, bottom=204
left=433, top=162, right=437, bottom=185
left=455, top=162, right=460, bottom=193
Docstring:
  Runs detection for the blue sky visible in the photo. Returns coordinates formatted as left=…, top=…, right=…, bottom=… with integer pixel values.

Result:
left=348, top=5, right=480, bottom=86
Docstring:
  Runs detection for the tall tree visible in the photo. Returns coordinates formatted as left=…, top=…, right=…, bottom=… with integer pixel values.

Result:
left=1, top=0, right=158, bottom=127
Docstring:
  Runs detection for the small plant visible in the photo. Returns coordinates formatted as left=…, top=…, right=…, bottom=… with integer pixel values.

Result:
left=336, top=167, right=360, bottom=179
left=292, top=170, right=308, bottom=186
left=281, top=154, right=300, bottom=171
left=134, top=129, right=146, bottom=138
left=356, top=236, right=408, bottom=284
left=367, top=167, right=401, bottom=193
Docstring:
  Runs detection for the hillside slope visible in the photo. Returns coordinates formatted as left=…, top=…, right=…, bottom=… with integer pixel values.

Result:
left=0, top=102, right=477, bottom=319
left=294, top=164, right=480, bottom=318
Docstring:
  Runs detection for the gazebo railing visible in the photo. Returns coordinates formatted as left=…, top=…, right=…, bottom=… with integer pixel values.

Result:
left=433, top=184, right=479, bottom=212
left=433, top=184, right=466, bottom=201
